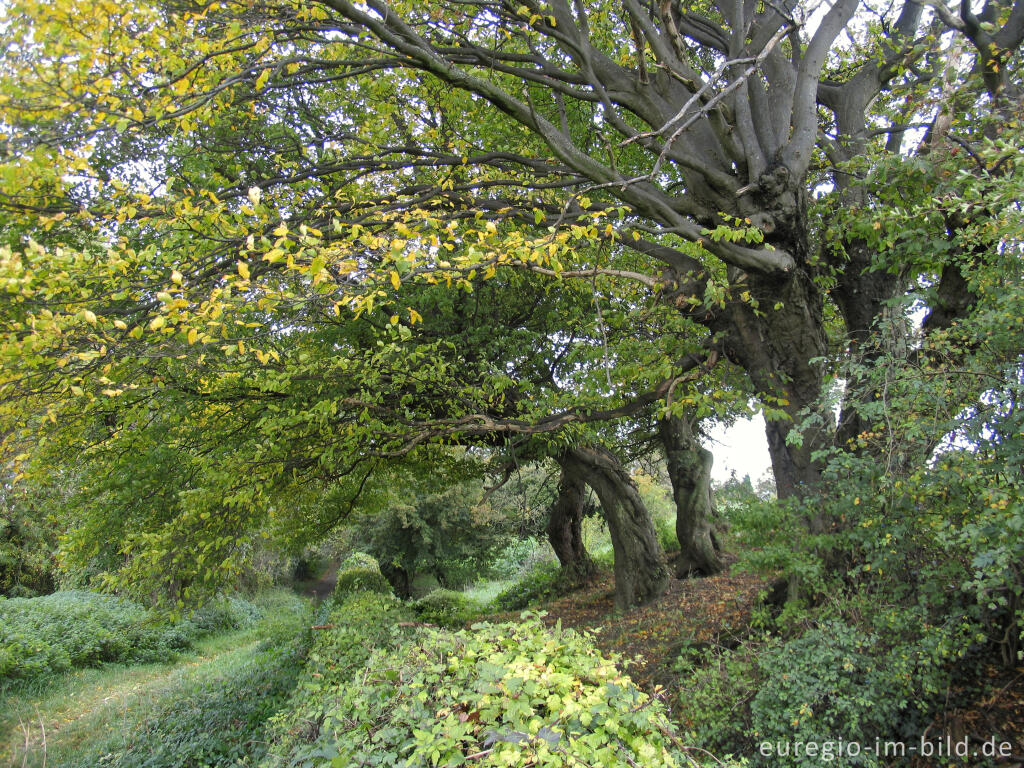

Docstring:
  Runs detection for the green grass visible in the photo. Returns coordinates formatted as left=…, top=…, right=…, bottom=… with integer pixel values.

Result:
left=461, top=577, right=514, bottom=605
left=0, top=588, right=311, bottom=768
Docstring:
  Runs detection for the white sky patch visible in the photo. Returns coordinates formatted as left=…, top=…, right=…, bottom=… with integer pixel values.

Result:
left=707, top=413, right=772, bottom=485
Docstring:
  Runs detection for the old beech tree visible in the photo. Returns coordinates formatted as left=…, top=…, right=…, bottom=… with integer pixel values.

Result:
left=1, top=0, right=1022, bottom=606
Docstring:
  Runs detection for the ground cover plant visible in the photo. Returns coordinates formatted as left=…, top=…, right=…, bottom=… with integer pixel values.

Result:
left=2, top=588, right=311, bottom=768
left=264, top=581, right=744, bottom=768
left=1, top=591, right=195, bottom=683
left=0, top=589, right=273, bottom=686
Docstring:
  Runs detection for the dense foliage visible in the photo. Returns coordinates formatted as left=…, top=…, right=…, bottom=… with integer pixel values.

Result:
left=263, top=590, right=419, bottom=763
left=411, top=588, right=484, bottom=628
left=331, top=552, right=393, bottom=600
left=673, top=255, right=1024, bottom=763
left=23, top=589, right=312, bottom=768
left=0, top=0, right=1022, bottom=762
left=267, top=585, right=728, bottom=768
left=0, top=590, right=265, bottom=684
left=2, top=0, right=1019, bottom=607
left=0, top=482, right=57, bottom=597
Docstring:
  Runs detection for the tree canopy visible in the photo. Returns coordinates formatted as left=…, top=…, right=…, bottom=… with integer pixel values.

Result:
left=1, top=0, right=1022, bottom=605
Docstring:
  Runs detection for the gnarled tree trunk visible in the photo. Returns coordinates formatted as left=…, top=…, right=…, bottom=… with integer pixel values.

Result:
left=546, top=466, right=597, bottom=586
left=659, top=414, right=724, bottom=577
left=560, top=446, right=669, bottom=610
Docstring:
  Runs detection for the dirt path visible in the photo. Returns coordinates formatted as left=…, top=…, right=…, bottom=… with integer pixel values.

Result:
left=301, top=561, right=339, bottom=601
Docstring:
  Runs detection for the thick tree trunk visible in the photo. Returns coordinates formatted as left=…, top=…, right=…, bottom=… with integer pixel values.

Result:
left=718, top=263, right=830, bottom=502
left=546, top=466, right=597, bottom=586
left=560, top=446, right=669, bottom=610
left=381, top=562, right=411, bottom=599
left=659, top=414, right=724, bottom=577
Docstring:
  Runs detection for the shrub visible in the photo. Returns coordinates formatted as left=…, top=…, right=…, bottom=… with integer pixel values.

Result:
left=331, top=552, right=391, bottom=599
left=279, top=614, right=738, bottom=768
left=413, top=588, right=482, bottom=627
left=187, top=594, right=264, bottom=634
left=673, top=642, right=760, bottom=760
left=0, top=590, right=195, bottom=683
left=491, top=560, right=564, bottom=612
left=262, top=590, right=417, bottom=760
left=748, top=617, right=960, bottom=767
left=0, top=590, right=282, bottom=686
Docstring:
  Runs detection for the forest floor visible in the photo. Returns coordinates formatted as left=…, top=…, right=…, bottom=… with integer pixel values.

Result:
left=505, top=557, right=770, bottom=693
left=513, top=560, right=1024, bottom=765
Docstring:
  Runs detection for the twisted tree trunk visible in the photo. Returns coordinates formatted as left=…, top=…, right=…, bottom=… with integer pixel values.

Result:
left=660, top=414, right=724, bottom=577
left=546, top=466, right=597, bottom=586
left=560, top=446, right=669, bottom=610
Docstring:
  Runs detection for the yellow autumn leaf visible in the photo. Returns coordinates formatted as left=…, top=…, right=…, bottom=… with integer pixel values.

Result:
left=238, top=260, right=251, bottom=280
left=82, top=309, right=97, bottom=324
left=149, top=316, right=166, bottom=331
left=187, top=327, right=198, bottom=345
left=390, top=271, right=401, bottom=290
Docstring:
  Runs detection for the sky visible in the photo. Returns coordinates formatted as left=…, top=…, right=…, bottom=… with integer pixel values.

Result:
left=706, top=413, right=773, bottom=485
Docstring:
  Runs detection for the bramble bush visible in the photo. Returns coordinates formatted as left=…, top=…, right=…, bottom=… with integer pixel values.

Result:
left=265, top=598, right=736, bottom=768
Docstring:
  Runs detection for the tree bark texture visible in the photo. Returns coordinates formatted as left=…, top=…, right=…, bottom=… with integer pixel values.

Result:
left=546, top=466, right=597, bottom=586
left=659, top=414, right=724, bottom=577
left=560, top=446, right=670, bottom=610
left=708, top=237, right=830, bottom=500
